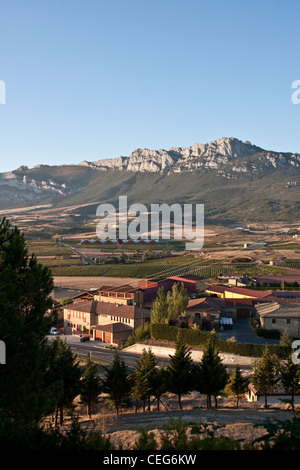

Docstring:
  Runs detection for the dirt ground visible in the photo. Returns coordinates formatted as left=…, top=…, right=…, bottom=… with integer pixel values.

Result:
left=67, top=393, right=297, bottom=450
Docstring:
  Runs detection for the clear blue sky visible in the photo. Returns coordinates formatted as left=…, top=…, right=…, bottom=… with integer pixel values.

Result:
left=1, top=0, right=300, bottom=172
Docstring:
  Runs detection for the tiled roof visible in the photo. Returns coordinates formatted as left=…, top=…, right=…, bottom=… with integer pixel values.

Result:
left=94, top=322, right=133, bottom=333
left=206, top=285, right=273, bottom=299
left=65, top=300, right=150, bottom=319
left=187, top=297, right=224, bottom=312
left=98, top=284, right=141, bottom=293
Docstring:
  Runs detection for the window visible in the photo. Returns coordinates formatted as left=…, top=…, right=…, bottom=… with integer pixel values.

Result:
left=272, top=319, right=276, bottom=324
left=287, top=319, right=291, bottom=324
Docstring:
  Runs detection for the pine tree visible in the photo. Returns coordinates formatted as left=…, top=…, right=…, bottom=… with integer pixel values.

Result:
left=148, top=366, right=168, bottom=411
left=227, top=365, right=249, bottom=408
left=194, top=337, right=229, bottom=409
left=252, top=345, right=279, bottom=408
left=166, top=336, right=194, bottom=409
left=132, top=348, right=157, bottom=411
left=102, top=351, right=132, bottom=415
left=47, top=336, right=82, bottom=426
left=280, top=352, right=300, bottom=413
left=0, top=217, right=57, bottom=425
left=80, top=352, right=102, bottom=418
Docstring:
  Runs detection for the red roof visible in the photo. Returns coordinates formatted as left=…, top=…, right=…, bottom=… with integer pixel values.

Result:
left=65, top=300, right=150, bottom=319
left=206, top=285, right=273, bottom=299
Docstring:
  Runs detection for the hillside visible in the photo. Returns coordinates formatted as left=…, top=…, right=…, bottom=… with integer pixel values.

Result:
left=1, top=137, right=299, bottom=224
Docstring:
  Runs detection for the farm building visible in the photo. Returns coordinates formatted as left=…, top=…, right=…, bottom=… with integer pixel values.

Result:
left=63, top=300, right=150, bottom=345
left=256, top=302, right=300, bottom=337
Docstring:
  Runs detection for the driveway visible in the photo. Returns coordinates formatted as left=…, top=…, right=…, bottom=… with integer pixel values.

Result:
left=216, top=318, right=280, bottom=345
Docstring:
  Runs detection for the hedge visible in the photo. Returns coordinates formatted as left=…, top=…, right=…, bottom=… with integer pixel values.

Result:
left=150, top=324, right=289, bottom=359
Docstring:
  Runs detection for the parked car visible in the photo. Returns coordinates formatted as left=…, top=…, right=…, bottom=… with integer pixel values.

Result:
left=80, top=335, right=90, bottom=342
left=49, top=327, right=59, bottom=335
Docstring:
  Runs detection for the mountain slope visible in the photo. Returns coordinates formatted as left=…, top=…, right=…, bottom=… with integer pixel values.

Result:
left=0, top=137, right=299, bottom=224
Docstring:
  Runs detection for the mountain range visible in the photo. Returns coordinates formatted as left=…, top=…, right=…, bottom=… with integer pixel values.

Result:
left=1, top=137, right=299, bottom=224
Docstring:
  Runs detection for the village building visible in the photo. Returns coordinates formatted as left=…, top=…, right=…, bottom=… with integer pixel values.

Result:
left=255, top=302, right=300, bottom=337
left=247, top=382, right=300, bottom=405
left=186, top=296, right=256, bottom=329
left=63, top=300, right=150, bottom=345
left=138, top=275, right=208, bottom=307
left=205, top=285, right=276, bottom=302
left=93, top=284, right=144, bottom=307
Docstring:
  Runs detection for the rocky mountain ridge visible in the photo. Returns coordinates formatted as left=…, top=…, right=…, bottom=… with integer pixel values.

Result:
left=79, top=137, right=300, bottom=176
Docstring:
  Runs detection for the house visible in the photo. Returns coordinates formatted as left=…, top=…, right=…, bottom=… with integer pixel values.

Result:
left=271, top=291, right=300, bottom=301
left=244, top=242, right=267, bottom=248
left=247, top=382, right=300, bottom=405
left=218, top=274, right=250, bottom=287
left=72, top=290, right=96, bottom=303
left=48, top=299, right=65, bottom=331
left=63, top=300, right=150, bottom=345
left=186, top=297, right=223, bottom=330
left=138, top=275, right=208, bottom=307
left=256, top=302, right=300, bottom=337
left=167, top=275, right=209, bottom=293
left=186, top=296, right=255, bottom=328
left=255, top=270, right=300, bottom=286
left=138, top=278, right=180, bottom=307
left=93, top=284, right=144, bottom=307
left=205, top=285, right=276, bottom=302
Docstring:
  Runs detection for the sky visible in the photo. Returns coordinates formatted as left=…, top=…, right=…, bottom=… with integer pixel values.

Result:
left=1, top=0, right=300, bottom=172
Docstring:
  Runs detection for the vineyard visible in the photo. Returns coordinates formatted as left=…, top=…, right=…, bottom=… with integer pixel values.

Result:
left=48, top=260, right=266, bottom=279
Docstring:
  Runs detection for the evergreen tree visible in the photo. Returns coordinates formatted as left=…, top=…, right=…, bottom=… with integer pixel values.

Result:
left=47, top=336, right=82, bottom=426
left=227, top=365, right=249, bottom=408
left=102, top=351, right=132, bottom=415
left=148, top=366, right=169, bottom=411
left=280, top=352, right=300, bottom=413
left=0, top=217, right=57, bottom=425
left=252, top=345, right=279, bottom=408
left=280, top=328, right=292, bottom=352
left=132, top=348, right=157, bottom=411
left=150, top=287, right=169, bottom=325
left=194, top=337, right=229, bottom=409
left=166, top=336, right=194, bottom=409
left=80, top=352, right=102, bottom=418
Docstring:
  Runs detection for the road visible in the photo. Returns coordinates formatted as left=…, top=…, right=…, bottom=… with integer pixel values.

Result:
left=49, top=335, right=252, bottom=372
left=49, top=335, right=170, bottom=369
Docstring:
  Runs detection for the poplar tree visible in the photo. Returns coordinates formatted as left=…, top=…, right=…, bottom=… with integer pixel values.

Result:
left=150, top=287, right=169, bottom=325
left=167, top=282, right=188, bottom=322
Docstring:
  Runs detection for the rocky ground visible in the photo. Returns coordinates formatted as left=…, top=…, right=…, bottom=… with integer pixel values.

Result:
left=69, top=393, right=297, bottom=450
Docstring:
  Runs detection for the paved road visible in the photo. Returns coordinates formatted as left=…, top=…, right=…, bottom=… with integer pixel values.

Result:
left=50, top=335, right=170, bottom=370
left=48, top=334, right=252, bottom=372
left=216, top=318, right=280, bottom=345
